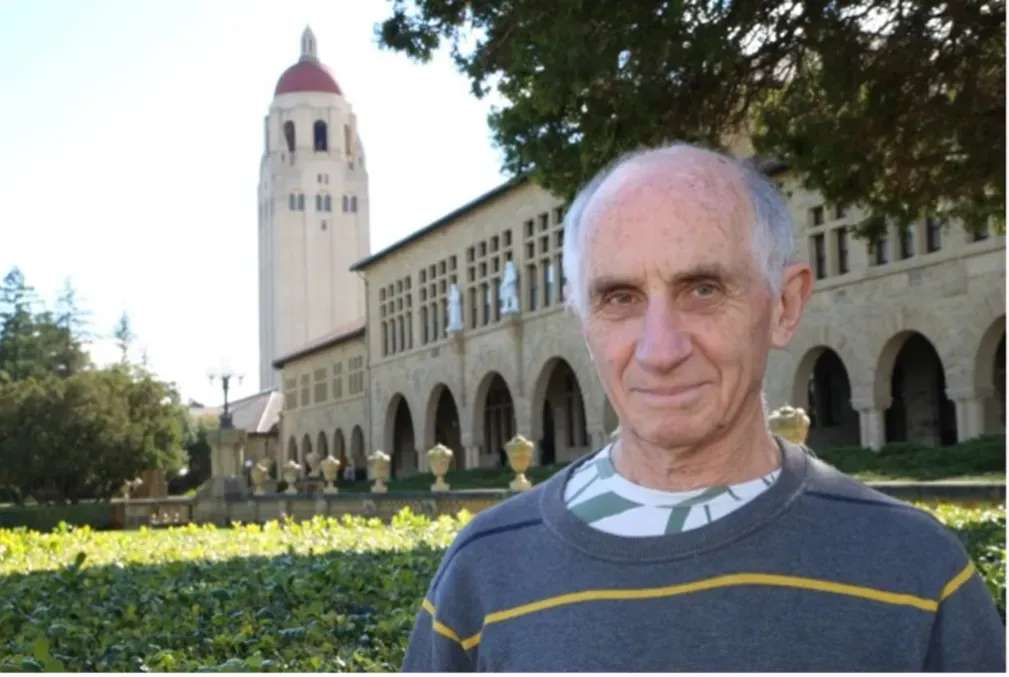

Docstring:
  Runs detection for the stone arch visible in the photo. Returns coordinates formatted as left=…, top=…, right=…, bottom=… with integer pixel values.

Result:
left=384, top=393, right=418, bottom=478
left=286, top=436, right=298, bottom=462
left=316, top=431, right=329, bottom=459
left=875, top=331, right=957, bottom=447
left=350, top=425, right=367, bottom=480
left=283, top=120, right=296, bottom=153
left=974, top=315, right=1006, bottom=434
left=786, top=324, right=866, bottom=395
left=530, top=357, right=591, bottom=464
left=424, top=383, right=464, bottom=470
left=791, top=346, right=860, bottom=447
left=471, top=371, right=517, bottom=469
left=869, top=309, right=957, bottom=403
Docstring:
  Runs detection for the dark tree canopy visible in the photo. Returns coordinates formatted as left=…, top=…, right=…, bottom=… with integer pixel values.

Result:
left=377, top=0, right=1005, bottom=240
left=0, top=267, right=189, bottom=504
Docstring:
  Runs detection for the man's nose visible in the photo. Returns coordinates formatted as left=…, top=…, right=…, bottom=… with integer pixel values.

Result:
left=634, top=296, right=692, bottom=371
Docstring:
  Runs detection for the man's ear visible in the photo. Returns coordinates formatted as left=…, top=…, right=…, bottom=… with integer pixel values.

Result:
left=770, top=262, right=814, bottom=349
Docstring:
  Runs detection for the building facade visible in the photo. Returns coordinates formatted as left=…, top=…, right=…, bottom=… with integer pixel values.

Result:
left=257, top=27, right=370, bottom=390
left=270, top=167, right=1005, bottom=479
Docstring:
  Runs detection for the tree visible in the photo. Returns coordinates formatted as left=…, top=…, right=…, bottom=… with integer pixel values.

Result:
left=113, top=311, right=134, bottom=364
left=0, top=367, right=187, bottom=503
left=0, top=267, right=41, bottom=382
left=376, top=0, right=1005, bottom=240
left=53, top=277, right=93, bottom=377
left=0, top=268, right=91, bottom=382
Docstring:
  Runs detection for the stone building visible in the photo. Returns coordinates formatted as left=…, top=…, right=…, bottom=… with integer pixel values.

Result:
left=270, top=172, right=1005, bottom=478
left=258, top=32, right=1004, bottom=479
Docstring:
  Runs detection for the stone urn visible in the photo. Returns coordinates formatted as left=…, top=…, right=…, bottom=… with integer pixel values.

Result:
left=505, top=435, right=534, bottom=491
left=250, top=460, right=270, bottom=496
left=282, top=459, right=302, bottom=495
left=426, top=444, right=453, bottom=492
left=367, top=450, right=391, bottom=493
left=319, top=454, right=342, bottom=494
left=768, top=404, right=811, bottom=445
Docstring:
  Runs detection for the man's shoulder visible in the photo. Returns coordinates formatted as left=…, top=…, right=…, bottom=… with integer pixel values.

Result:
left=799, top=451, right=966, bottom=553
left=432, top=479, right=553, bottom=586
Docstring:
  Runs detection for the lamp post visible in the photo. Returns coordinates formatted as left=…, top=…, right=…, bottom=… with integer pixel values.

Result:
left=208, top=361, right=244, bottom=430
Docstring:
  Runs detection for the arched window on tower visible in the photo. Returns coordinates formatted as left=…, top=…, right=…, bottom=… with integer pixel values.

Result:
left=342, top=195, right=349, bottom=213
left=315, top=195, right=323, bottom=212
left=323, top=195, right=332, bottom=212
left=296, top=194, right=305, bottom=211
left=313, top=120, right=328, bottom=152
left=350, top=196, right=358, bottom=213
left=343, top=124, right=352, bottom=157
left=289, top=194, right=296, bottom=211
left=283, top=121, right=296, bottom=153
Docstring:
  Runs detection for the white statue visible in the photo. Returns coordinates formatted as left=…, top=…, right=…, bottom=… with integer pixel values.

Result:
left=446, top=283, right=463, bottom=332
left=499, top=260, right=520, bottom=315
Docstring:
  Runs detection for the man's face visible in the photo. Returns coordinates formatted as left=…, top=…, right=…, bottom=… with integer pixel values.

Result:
left=580, top=156, right=783, bottom=449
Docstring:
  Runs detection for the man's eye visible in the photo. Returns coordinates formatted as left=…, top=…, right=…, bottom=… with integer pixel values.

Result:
left=692, top=283, right=718, bottom=298
left=605, top=292, right=635, bottom=306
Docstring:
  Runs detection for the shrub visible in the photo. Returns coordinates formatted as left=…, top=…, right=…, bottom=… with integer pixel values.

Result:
left=0, top=504, right=1003, bottom=671
left=0, top=502, right=115, bottom=533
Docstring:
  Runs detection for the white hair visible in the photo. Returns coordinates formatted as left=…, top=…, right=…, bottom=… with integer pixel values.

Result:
left=561, top=142, right=797, bottom=316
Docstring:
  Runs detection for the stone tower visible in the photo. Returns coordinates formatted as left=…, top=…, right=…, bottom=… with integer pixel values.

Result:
left=258, top=27, right=370, bottom=390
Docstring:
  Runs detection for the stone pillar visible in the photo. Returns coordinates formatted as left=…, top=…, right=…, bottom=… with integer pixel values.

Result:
left=851, top=390, right=888, bottom=452
left=856, top=408, right=887, bottom=451
left=465, top=446, right=480, bottom=469
left=205, top=427, right=249, bottom=498
left=417, top=447, right=429, bottom=473
left=952, top=397, right=985, bottom=442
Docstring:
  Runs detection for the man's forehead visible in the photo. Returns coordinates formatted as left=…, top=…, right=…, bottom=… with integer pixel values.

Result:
left=585, top=151, right=749, bottom=227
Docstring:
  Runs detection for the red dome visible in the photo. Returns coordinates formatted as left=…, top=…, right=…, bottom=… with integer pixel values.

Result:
left=274, top=59, right=342, bottom=97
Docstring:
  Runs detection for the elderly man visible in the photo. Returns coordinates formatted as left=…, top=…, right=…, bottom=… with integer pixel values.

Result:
left=401, top=143, right=1006, bottom=672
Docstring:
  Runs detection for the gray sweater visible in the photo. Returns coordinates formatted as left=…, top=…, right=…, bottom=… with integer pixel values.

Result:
left=402, top=438, right=1006, bottom=672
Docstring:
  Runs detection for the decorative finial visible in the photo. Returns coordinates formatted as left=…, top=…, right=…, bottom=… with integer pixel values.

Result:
left=300, top=26, right=318, bottom=61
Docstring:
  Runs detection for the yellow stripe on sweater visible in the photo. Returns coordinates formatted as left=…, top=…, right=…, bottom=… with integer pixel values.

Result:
left=423, top=568, right=969, bottom=651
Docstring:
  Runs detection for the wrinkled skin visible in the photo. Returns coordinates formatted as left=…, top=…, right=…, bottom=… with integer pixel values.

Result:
left=578, top=148, right=813, bottom=490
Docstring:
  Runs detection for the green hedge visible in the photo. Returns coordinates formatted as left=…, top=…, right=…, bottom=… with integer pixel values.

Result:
left=815, top=435, right=1006, bottom=482
left=0, top=502, right=116, bottom=533
left=0, top=505, right=1003, bottom=672
left=340, top=435, right=1006, bottom=492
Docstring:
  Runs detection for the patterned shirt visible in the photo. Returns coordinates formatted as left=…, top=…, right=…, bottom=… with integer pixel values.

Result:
left=563, top=444, right=781, bottom=536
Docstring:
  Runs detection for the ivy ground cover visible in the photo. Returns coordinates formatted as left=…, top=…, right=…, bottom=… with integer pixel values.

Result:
left=0, top=506, right=1004, bottom=671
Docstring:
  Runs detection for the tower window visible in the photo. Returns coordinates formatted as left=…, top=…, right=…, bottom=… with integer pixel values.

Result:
left=350, top=196, right=358, bottom=213
left=313, top=120, right=328, bottom=152
left=296, top=194, right=305, bottom=211
left=283, top=121, right=296, bottom=153
left=342, top=195, right=349, bottom=212
left=315, top=195, right=323, bottom=212
left=289, top=194, right=296, bottom=211
left=323, top=195, right=332, bottom=212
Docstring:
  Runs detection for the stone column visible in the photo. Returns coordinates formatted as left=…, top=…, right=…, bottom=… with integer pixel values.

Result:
left=856, top=408, right=887, bottom=451
left=417, top=447, right=429, bottom=473
left=205, top=427, right=249, bottom=498
left=948, top=385, right=991, bottom=443
left=952, top=397, right=985, bottom=442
